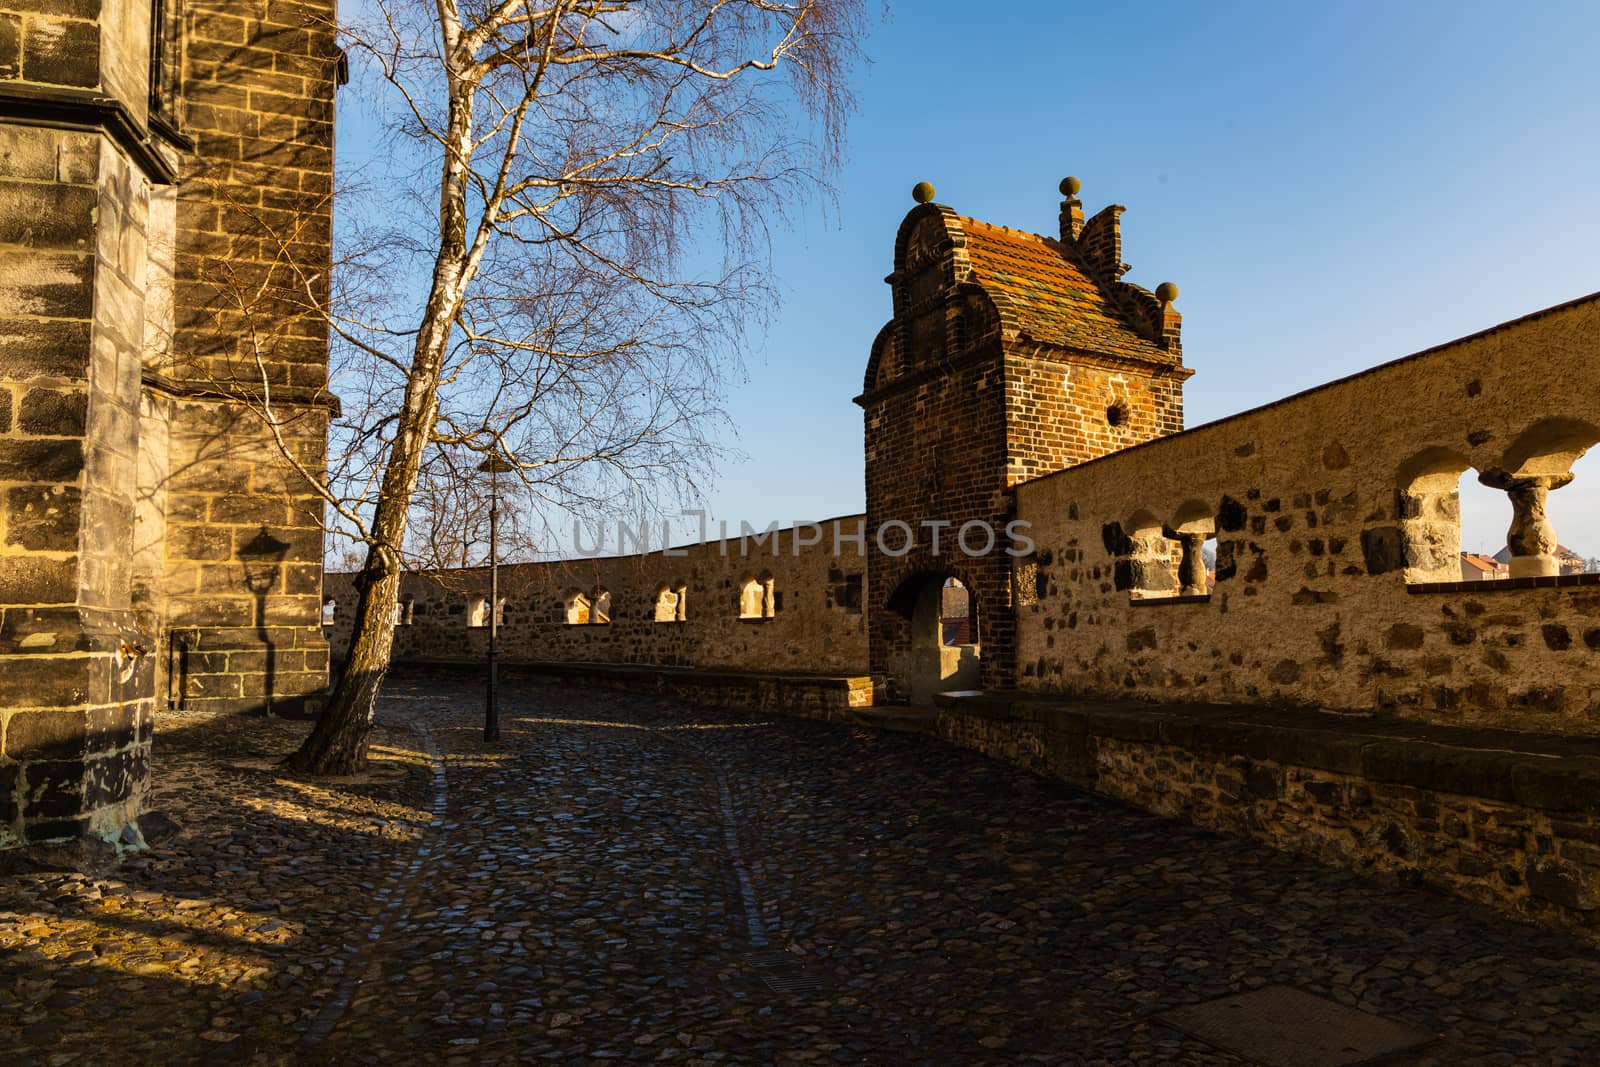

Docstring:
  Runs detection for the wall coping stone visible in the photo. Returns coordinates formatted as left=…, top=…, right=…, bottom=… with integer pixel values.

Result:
left=1407, top=573, right=1600, bottom=595
left=933, top=691, right=1600, bottom=813
left=1009, top=288, right=1600, bottom=492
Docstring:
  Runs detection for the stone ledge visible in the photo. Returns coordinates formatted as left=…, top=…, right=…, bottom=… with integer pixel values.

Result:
left=394, top=658, right=869, bottom=686
left=1408, top=573, right=1600, bottom=594
left=1129, top=594, right=1213, bottom=607
left=0, top=84, right=179, bottom=184
left=384, top=659, right=879, bottom=715
left=932, top=691, right=1600, bottom=813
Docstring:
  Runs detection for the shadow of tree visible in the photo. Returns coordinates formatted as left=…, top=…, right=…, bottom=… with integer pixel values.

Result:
left=0, top=703, right=433, bottom=1065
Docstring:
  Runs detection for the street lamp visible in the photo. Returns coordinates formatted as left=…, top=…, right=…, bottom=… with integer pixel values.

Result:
left=476, top=452, right=516, bottom=741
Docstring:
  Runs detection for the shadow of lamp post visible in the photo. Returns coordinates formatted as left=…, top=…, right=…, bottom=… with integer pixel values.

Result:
left=477, top=453, right=516, bottom=741
left=239, top=526, right=291, bottom=716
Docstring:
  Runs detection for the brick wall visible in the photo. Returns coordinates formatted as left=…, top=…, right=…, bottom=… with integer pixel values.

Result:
left=1004, top=350, right=1184, bottom=485
left=863, top=307, right=1013, bottom=694
left=859, top=193, right=1189, bottom=698
left=170, top=0, right=334, bottom=391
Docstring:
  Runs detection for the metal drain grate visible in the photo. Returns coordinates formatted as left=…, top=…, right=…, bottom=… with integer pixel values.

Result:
left=762, top=973, right=825, bottom=994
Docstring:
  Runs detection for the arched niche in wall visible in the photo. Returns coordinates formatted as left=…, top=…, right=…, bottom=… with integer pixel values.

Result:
left=563, top=588, right=591, bottom=625
left=738, top=573, right=774, bottom=619
left=1164, top=499, right=1216, bottom=597
left=1394, top=447, right=1472, bottom=584
left=654, top=581, right=687, bottom=623
left=1124, top=508, right=1177, bottom=599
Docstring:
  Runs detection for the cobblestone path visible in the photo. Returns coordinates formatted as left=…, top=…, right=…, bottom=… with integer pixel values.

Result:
left=4, top=676, right=1600, bottom=1065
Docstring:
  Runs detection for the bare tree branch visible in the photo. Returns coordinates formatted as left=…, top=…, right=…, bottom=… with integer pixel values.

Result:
left=171, top=0, right=871, bottom=773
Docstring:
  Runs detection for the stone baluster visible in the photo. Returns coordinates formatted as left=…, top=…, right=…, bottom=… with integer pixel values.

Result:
left=1480, top=470, right=1574, bottom=578
left=1177, top=532, right=1210, bottom=596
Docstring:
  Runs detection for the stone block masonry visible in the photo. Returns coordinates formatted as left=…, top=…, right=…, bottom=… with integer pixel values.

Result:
left=0, top=0, right=337, bottom=850
left=0, top=34, right=164, bottom=847
left=146, top=0, right=338, bottom=719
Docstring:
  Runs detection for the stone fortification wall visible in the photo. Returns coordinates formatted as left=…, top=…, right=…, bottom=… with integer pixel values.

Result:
left=1013, top=293, right=1600, bottom=736
left=934, top=694, right=1600, bottom=932
left=325, top=517, right=871, bottom=677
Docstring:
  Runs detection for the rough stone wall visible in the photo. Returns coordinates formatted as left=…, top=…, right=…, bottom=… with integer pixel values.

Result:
left=146, top=0, right=336, bottom=716
left=935, top=706, right=1600, bottom=932
left=1092, top=739, right=1600, bottom=927
left=1014, top=294, right=1600, bottom=735
left=324, top=518, right=871, bottom=677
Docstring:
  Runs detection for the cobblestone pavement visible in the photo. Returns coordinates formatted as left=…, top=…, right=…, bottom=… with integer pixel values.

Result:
left=4, top=675, right=1600, bottom=1065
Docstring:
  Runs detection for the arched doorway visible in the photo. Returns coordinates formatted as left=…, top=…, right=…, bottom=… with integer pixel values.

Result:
left=888, top=572, right=982, bottom=703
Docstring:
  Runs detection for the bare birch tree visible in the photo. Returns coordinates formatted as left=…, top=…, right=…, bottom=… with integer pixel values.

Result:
left=272, top=0, right=866, bottom=773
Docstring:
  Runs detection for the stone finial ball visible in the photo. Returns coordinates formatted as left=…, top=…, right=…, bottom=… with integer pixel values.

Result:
left=1059, top=176, right=1082, bottom=197
left=1155, top=281, right=1179, bottom=303
left=912, top=181, right=936, bottom=204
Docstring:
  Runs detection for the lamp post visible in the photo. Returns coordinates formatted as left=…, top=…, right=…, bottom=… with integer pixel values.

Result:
left=476, top=453, right=516, bottom=741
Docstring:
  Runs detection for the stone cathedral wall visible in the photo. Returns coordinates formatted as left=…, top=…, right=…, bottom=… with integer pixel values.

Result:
left=0, top=0, right=336, bottom=850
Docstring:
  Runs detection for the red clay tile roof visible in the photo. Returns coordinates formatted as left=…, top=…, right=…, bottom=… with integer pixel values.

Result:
left=958, top=218, right=1174, bottom=364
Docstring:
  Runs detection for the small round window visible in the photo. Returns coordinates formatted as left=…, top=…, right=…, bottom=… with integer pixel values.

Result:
left=1106, top=402, right=1129, bottom=427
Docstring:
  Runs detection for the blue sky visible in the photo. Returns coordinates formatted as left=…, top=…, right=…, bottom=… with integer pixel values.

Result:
left=691, top=0, right=1600, bottom=555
